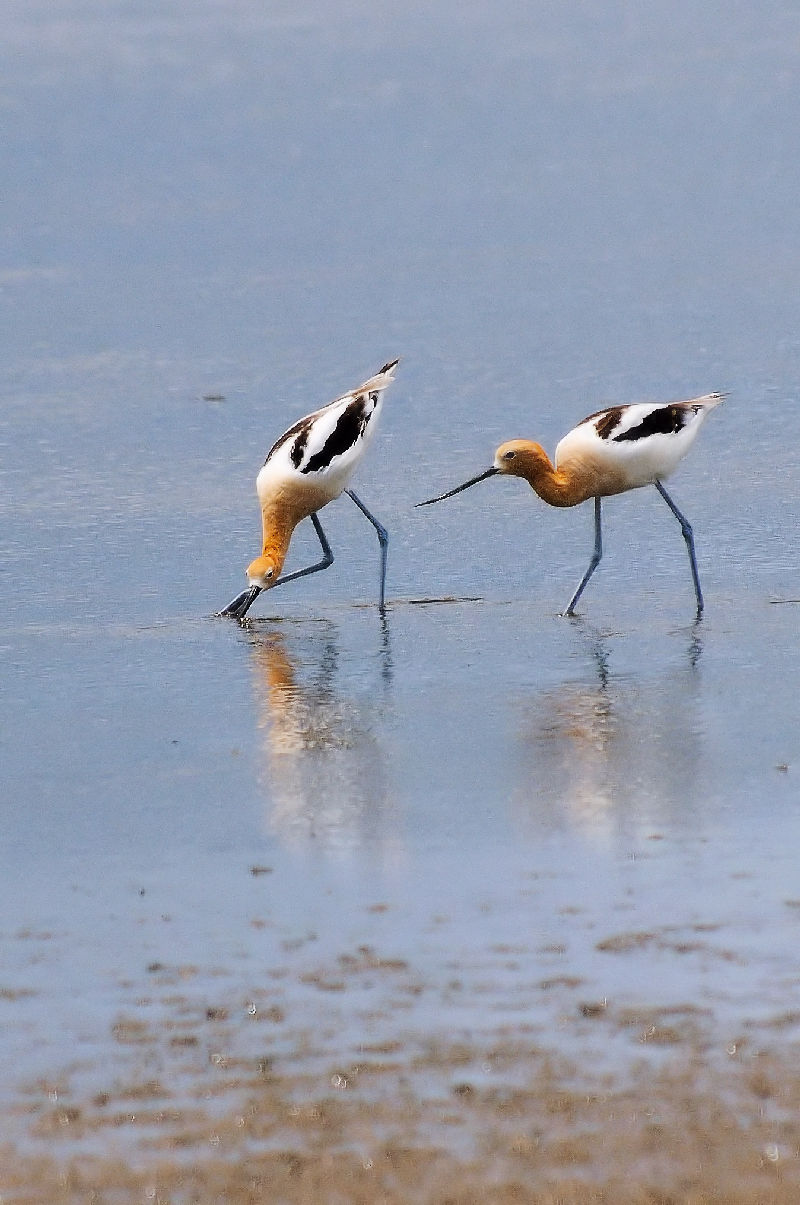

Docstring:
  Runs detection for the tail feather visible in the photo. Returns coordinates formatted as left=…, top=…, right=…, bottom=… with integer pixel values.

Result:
left=355, top=358, right=400, bottom=395
left=694, top=391, right=727, bottom=407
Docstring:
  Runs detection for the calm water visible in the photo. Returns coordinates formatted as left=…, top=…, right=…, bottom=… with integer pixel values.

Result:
left=2, top=0, right=800, bottom=1152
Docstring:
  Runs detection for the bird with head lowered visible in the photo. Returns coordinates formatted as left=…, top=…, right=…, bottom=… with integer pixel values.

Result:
left=218, top=360, right=399, bottom=619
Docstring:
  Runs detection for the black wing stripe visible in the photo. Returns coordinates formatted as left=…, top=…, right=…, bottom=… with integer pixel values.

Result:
left=301, top=393, right=376, bottom=474
left=264, top=414, right=315, bottom=467
left=612, top=405, right=690, bottom=443
left=593, top=407, right=624, bottom=439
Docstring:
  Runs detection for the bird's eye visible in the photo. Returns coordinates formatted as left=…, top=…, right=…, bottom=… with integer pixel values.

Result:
left=503, top=449, right=516, bottom=460
left=266, top=568, right=274, bottom=579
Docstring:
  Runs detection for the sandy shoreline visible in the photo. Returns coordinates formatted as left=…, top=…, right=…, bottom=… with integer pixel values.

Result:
left=3, top=950, right=800, bottom=1204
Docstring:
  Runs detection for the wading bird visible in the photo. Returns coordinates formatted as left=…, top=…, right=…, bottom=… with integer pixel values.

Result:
left=218, top=360, right=398, bottom=619
left=417, top=392, right=725, bottom=616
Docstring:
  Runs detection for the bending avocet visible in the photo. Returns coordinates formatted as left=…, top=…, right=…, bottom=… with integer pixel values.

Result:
left=218, top=360, right=398, bottom=619
left=417, top=392, right=725, bottom=616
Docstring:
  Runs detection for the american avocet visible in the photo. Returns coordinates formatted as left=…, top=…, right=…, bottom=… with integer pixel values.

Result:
left=218, top=360, right=398, bottom=619
left=417, top=392, right=725, bottom=616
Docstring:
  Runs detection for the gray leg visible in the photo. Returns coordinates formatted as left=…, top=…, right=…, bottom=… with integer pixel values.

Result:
left=654, top=480, right=704, bottom=616
left=272, top=513, right=334, bottom=588
left=345, top=489, right=388, bottom=608
left=563, top=496, right=602, bottom=617
left=216, top=513, right=334, bottom=619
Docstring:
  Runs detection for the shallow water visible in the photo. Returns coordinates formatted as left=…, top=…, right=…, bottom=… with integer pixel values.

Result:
left=3, top=0, right=800, bottom=1194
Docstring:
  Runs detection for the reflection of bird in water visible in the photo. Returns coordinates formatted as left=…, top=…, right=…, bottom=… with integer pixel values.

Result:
left=218, top=360, right=399, bottom=619
left=514, top=624, right=702, bottom=841
left=249, top=627, right=396, bottom=855
left=523, top=679, right=618, bottom=838
left=418, top=393, right=724, bottom=617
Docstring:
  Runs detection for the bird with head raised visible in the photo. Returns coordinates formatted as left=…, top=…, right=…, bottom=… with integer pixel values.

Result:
left=417, top=392, right=725, bottom=616
left=218, top=359, right=399, bottom=619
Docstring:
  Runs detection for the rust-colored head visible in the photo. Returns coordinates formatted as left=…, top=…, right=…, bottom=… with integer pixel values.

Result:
left=417, top=437, right=585, bottom=512
left=493, top=439, right=549, bottom=478
left=246, top=504, right=295, bottom=589
left=416, top=439, right=559, bottom=509
left=494, top=438, right=594, bottom=507
left=245, top=551, right=285, bottom=590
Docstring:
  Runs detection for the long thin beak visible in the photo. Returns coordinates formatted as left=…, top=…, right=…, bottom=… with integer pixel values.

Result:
left=416, top=466, right=499, bottom=507
left=216, top=584, right=262, bottom=619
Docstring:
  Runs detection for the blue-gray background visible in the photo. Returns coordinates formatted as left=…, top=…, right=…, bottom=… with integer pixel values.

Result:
left=2, top=0, right=800, bottom=1137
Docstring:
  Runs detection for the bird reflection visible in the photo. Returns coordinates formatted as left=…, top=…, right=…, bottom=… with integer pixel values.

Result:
left=246, top=622, right=397, bottom=856
left=514, top=620, right=704, bottom=842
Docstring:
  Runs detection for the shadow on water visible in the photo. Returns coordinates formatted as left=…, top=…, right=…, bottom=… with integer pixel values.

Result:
left=243, top=619, right=398, bottom=855
left=512, top=616, right=706, bottom=843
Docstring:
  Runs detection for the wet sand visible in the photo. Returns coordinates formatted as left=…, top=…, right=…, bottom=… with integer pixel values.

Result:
left=3, top=935, right=800, bottom=1204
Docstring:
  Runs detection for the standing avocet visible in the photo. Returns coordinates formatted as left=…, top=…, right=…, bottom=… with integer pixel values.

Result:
left=218, top=360, right=398, bottom=619
left=417, top=392, right=725, bottom=616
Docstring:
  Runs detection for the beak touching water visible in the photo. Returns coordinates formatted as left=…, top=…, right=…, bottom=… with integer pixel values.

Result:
left=216, top=583, right=262, bottom=619
left=416, top=466, right=499, bottom=507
